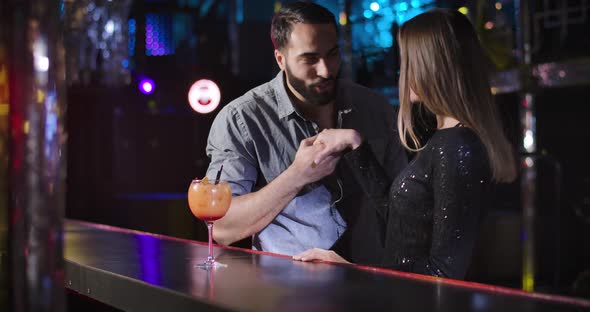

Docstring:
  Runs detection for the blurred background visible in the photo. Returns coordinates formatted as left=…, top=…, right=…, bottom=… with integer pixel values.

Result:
left=6, top=0, right=588, bottom=300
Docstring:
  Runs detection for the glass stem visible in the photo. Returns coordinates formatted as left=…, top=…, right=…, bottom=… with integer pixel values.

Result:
left=207, top=222, right=214, bottom=263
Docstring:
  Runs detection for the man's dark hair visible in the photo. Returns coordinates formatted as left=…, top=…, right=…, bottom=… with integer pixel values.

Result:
left=270, top=1, right=338, bottom=50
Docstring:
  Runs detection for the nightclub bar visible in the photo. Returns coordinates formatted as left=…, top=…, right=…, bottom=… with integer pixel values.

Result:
left=1, top=0, right=590, bottom=311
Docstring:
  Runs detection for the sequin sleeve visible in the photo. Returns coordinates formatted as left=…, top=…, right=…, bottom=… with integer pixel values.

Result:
left=343, top=142, right=392, bottom=219
left=408, top=135, right=490, bottom=279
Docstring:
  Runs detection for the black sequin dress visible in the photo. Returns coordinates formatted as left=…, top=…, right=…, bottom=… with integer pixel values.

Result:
left=342, top=127, right=491, bottom=279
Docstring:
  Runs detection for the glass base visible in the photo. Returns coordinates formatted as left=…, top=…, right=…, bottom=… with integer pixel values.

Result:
left=195, top=259, right=227, bottom=270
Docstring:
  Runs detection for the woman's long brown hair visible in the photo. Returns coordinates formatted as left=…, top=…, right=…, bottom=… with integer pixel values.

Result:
left=397, top=9, right=516, bottom=182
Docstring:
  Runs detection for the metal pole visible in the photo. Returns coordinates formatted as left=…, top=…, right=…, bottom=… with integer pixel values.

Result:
left=0, top=1, right=10, bottom=308
left=0, top=0, right=67, bottom=310
left=515, top=0, right=537, bottom=292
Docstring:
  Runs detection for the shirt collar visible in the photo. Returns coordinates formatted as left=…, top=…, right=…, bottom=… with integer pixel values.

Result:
left=271, top=71, right=297, bottom=119
left=272, top=70, right=356, bottom=120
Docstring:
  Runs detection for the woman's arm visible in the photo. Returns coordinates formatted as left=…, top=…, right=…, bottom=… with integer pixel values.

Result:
left=343, top=142, right=393, bottom=220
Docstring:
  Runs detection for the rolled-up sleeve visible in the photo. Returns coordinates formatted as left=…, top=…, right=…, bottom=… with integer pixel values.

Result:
left=206, top=104, right=258, bottom=197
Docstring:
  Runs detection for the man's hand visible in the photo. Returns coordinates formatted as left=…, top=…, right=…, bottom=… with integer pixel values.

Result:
left=292, top=248, right=351, bottom=264
left=287, top=136, right=340, bottom=188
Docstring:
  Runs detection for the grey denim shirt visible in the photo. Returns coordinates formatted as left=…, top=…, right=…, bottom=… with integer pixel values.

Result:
left=206, top=71, right=406, bottom=256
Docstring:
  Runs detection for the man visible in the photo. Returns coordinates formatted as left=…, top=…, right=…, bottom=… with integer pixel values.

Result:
left=205, top=2, right=407, bottom=260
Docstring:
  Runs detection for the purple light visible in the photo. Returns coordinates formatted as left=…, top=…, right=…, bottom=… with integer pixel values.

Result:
left=135, top=235, right=162, bottom=286
left=139, top=79, right=155, bottom=94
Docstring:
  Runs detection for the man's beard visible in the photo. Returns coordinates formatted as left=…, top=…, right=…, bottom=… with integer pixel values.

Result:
left=285, top=64, right=339, bottom=106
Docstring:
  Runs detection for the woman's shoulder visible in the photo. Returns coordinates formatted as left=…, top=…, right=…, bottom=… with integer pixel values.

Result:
left=427, top=127, right=487, bottom=158
left=426, top=127, right=491, bottom=180
left=430, top=127, right=481, bottom=145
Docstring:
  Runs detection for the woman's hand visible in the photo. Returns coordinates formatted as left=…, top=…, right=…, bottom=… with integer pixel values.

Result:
left=292, top=248, right=351, bottom=264
left=312, top=129, right=362, bottom=166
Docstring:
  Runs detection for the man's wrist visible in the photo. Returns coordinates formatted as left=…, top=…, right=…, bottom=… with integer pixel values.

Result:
left=283, top=165, right=308, bottom=192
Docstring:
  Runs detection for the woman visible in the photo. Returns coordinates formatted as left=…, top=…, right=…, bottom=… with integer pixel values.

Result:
left=292, top=8, right=517, bottom=280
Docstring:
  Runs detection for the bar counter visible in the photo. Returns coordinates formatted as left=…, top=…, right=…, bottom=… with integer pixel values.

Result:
left=64, top=220, right=590, bottom=311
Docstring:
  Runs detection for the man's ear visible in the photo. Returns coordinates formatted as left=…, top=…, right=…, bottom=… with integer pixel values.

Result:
left=274, top=49, right=286, bottom=71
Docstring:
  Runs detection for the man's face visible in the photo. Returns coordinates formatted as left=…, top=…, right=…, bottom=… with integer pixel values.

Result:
left=275, top=22, right=341, bottom=106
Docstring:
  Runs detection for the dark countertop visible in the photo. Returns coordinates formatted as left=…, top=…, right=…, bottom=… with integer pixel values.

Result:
left=64, top=219, right=590, bottom=312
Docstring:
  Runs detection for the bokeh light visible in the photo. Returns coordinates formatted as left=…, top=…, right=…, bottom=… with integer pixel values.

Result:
left=139, top=78, right=155, bottom=94
left=370, top=2, right=380, bottom=12
left=188, top=79, right=221, bottom=114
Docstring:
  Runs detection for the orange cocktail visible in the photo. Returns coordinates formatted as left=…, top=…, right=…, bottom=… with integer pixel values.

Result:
left=188, top=177, right=231, bottom=268
left=188, top=178, right=231, bottom=222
